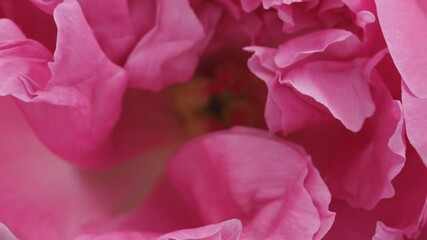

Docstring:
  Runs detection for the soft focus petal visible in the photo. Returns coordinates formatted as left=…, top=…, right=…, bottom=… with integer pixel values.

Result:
left=93, top=128, right=334, bottom=239
left=125, top=0, right=206, bottom=91
left=0, top=97, right=168, bottom=239
left=375, top=0, right=427, bottom=98
left=0, top=223, right=18, bottom=240
left=76, top=220, right=242, bottom=240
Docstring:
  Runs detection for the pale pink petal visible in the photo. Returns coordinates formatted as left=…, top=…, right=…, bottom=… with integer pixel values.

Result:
left=0, top=223, right=18, bottom=240
left=0, top=97, right=169, bottom=240
left=375, top=0, right=427, bottom=98
left=402, top=84, right=427, bottom=167
left=125, top=0, right=206, bottom=91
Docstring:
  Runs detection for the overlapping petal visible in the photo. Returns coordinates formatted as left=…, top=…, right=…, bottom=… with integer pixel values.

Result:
left=324, top=147, right=427, bottom=239
left=375, top=0, right=427, bottom=98
left=98, top=128, right=334, bottom=240
left=0, top=97, right=167, bottom=240
left=247, top=29, right=375, bottom=134
left=76, top=220, right=242, bottom=240
left=288, top=74, right=405, bottom=209
left=125, top=0, right=207, bottom=91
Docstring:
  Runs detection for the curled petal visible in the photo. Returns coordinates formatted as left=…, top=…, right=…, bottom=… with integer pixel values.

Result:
left=166, top=127, right=335, bottom=239
left=0, top=0, right=130, bottom=167
left=288, top=77, right=405, bottom=209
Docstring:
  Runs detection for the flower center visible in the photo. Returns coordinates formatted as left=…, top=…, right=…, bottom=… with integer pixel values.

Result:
left=170, top=62, right=267, bottom=137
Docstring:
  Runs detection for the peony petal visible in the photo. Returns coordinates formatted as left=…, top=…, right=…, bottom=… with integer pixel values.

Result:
left=77, top=0, right=137, bottom=64
left=402, top=83, right=427, bottom=167
left=375, top=0, right=427, bottom=98
left=125, top=0, right=206, bottom=91
left=0, top=0, right=58, bottom=51
left=0, top=222, right=18, bottom=240
left=0, top=97, right=169, bottom=240
left=29, top=0, right=64, bottom=13
left=288, top=76, right=405, bottom=209
left=166, top=127, right=334, bottom=239
left=92, top=128, right=334, bottom=239
left=0, top=0, right=137, bottom=167
left=283, top=59, right=375, bottom=132
left=274, top=29, right=358, bottom=68
left=324, top=147, right=427, bottom=239
left=76, top=220, right=242, bottom=240
left=373, top=222, right=405, bottom=240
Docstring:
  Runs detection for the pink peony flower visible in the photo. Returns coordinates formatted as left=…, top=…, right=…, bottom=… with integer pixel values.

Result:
left=0, top=0, right=426, bottom=239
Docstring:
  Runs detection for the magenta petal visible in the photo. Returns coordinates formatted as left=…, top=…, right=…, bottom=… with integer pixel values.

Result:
left=125, top=0, right=206, bottom=91
left=375, top=0, right=427, bottom=98
left=402, top=83, right=427, bottom=167
left=166, top=127, right=335, bottom=239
